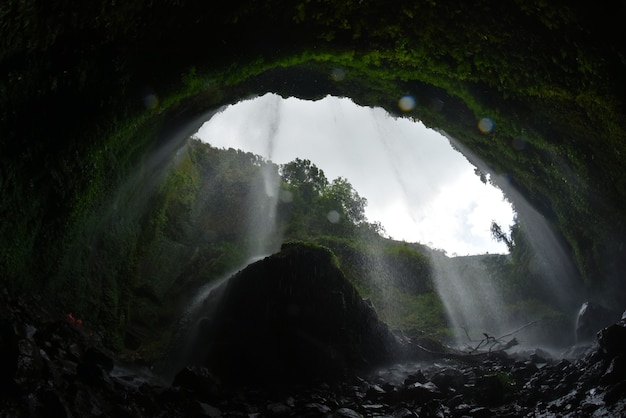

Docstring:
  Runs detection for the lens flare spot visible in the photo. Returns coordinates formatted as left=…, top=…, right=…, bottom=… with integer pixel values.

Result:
left=330, top=67, right=346, bottom=82
left=327, top=210, right=340, bottom=224
left=398, top=95, right=416, bottom=112
left=143, top=93, right=159, bottom=110
left=279, top=189, right=293, bottom=203
left=478, top=117, right=494, bottom=133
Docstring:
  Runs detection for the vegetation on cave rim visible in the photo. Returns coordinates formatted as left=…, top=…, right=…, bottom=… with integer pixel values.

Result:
left=55, top=137, right=569, bottom=353
left=1, top=1, right=625, bottom=349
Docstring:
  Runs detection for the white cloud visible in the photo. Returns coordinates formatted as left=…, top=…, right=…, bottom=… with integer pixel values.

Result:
left=196, top=94, right=516, bottom=255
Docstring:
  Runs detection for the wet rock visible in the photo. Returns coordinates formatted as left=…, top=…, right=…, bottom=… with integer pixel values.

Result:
left=561, top=343, right=596, bottom=361
left=604, top=381, right=626, bottom=405
left=3, top=287, right=626, bottom=417
left=598, top=324, right=626, bottom=357
left=418, top=400, right=449, bottom=417
left=453, top=402, right=472, bottom=416
left=510, top=361, right=538, bottom=381
left=361, top=403, right=387, bottom=414
left=334, top=407, right=363, bottom=418
left=365, top=383, right=386, bottom=400
left=576, top=302, right=616, bottom=342
left=82, top=347, right=114, bottom=372
left=172, top=366, right=221, bottom=400
left=601, top=356, right=626, bottom=385
left=529, top=347, right=552, bottom=364
left=303, top=402, right=331, bottom=415
left=475, top=374, right=505, bottom=406
left=392, top=406, right=418, bottom=417
left=0, top=318, right=19, bottom=389
left=578, top=357, right=608, bottom=389
left=431, top=367, right=466, bottom=391
left=469, top=406, right=492, bottom=417
left=74, top=347, right=114, bottom=388
left=403, top=369, right=427, bottom=385
left=445, top=393, right=466, bottom=408
left=402, top=381, right=442, bottom=403
left=14, top=338, right=44, bottom=390
left=77, top=360, right=112, bottom=387
left=200, top=243, right=401, bottom=385
left=554, top=358, right=572, bottom=372
left=197, top=402, right=222, bottom=417
left=581, top=400, right=602, bottom=415
left=36, top=388, right=68, bottom=418
left=267, top=402, right=291, bottom=416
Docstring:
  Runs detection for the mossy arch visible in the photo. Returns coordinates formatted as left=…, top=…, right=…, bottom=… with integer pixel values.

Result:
left=2, top=1, right=625, bottom=342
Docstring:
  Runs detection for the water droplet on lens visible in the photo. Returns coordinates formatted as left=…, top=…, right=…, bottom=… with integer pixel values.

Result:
left=330, top=67, right=346, bottom=81
left=327, top=210, right=340, bottom=224
left=398, top=95, right=416, bottom=112
left=280, top=189, right=293, bottom=203
left=478, top=117, right=494, bottom=133
left=143, top=93, right=159, bottom=110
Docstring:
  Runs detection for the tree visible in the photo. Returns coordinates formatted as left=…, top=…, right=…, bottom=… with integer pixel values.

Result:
left=280, top=158, right=328, bottom=203
left=323, top=177, right=368, bottom=226
left=279, top=159, right=374, bottom=238
left=491, top=220, right=514, bottom=252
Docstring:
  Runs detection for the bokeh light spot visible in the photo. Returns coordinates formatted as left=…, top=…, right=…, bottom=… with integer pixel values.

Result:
left=327, top=210, right=340, bottom=224
left=478, top=117, right=494, bottom=133
left=143, top=93, right=159, bottom=110
left=279, top=189, right=293, bottom=203
left=330, top=67, right=346, bottom=82
left=398, top=95, right=416, bottom=112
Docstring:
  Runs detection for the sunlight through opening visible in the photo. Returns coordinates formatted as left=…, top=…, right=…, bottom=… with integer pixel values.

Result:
left=194, top=93, right=516, bottom=255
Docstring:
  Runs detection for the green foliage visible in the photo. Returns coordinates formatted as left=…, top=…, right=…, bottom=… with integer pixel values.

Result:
left=382, top=291, right=450, bottom=339
left=281, top=158, right=328, bottom=196
left=279, top=159, right=375, bottom=240
left=381, top=245, right=432, bottom=294
left=313, top=235, right=446, bottom=337
left=3, top=0, right=626, bottom=353
left=323, top=177, right=368, bottom=226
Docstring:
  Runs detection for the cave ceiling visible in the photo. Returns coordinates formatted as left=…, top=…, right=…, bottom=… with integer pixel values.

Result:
left=1, top=1, right=625, bottom=299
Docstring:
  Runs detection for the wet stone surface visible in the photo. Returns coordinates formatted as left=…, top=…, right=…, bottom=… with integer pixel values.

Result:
left=2, top=289, right=626, bottom=417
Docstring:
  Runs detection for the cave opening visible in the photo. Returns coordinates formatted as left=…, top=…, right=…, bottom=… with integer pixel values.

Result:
left=2, top=1, right=626, bottom=415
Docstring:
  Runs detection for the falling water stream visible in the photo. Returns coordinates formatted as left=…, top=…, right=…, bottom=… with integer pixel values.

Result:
left=435, top=133, right=583, bottom=347
left=429, top=251, right=512, bottom=346
left=161, top=137, right=285, bottom=381
left=161, top=254, right=268, bottom=381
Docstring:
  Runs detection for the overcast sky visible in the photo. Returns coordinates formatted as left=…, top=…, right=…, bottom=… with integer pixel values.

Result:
left=196, top=93, right=515, bottom=255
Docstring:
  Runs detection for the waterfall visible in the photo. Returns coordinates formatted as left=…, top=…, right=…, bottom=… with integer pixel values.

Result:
left=429, top=251, right=511, bottom=346
left=191, top=95, right=582, bottom=350
left=431, top=132, right=583, bottom=347
left=162, top=163, right=283, bottom=380
left=163, top=98, right=286, bottom=380
left=245, top=163, right=282, bottom=256
left=161, top=255, right=266, bottom=381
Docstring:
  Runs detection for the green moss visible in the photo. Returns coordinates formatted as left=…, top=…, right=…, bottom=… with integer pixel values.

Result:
left=2, top=0, right=626, bottom=351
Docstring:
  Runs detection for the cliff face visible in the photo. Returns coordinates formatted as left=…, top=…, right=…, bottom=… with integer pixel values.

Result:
left=1, top=1, right=626, bottom=340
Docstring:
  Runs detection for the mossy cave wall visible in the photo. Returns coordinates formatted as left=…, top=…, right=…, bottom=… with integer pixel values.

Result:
left=1, top=1, right=625, bottom=346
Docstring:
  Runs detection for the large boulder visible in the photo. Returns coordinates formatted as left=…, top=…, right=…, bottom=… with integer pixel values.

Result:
left=195, top=242, right=401, bottom=385
left=576, top=301, right=617, bottom=342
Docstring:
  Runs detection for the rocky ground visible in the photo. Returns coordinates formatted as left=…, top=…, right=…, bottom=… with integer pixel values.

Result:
left=2, top=286, right=626, bottom=417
